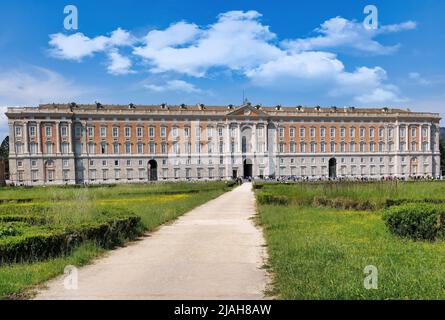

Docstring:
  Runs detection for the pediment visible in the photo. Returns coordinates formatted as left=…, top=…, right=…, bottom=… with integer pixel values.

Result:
left=226, top=104, right=269, bottom=117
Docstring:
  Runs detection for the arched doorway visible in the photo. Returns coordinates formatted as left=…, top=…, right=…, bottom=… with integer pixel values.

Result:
left=328, top=158, right=337, bottom=179
left=243, top=159, right=253, bottom=179
left=148, top=160, right=158, bottom=181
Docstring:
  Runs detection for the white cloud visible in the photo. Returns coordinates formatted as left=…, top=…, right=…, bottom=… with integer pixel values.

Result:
left=144, top=22, right=201, bottom=50
left=0, top=67, right=84, bottom=105
left=46, top=11, right=416, bottom=105
left=133, top=10, right=283, bottom=76
left=282, top=17, right=416, bottom=55
left=49, top=27, right=134, bottom=61
left=246, top=52, right=404, bottom=104
left=107, top=49, right=135, bottom=75
left=144, top=80, right=202, bottom=93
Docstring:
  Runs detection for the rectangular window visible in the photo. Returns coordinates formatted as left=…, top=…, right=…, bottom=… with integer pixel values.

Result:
left=207, top=127, right=212, bottom=138
left=350, top=127, right=356, bottom=138
left=29, top=126, right=36, bottom=137
left=149, top=127, right=155, bottom=137
left=172, top=127, right=178, bottom=137
left=290, top=128, right=295, bottom=138
left=125, top=143, right=131, bottom=154
left=125, top=127, right=131, bottom=138
left=299, top=127, right=305, bottom=137
left=46, top=126, right=52, bottom=137
left=310, top=128, right=315, bottom=138
left=360, top=127, right=365, bottom=138
left=61, top=126, right=68, bottom=137
left=279, top=128, right=284, bottom=138
left=184, top=127, right=190, bottom=137
left=370, top=128, right=375, bottom=138
left=87, top=127, right=94, bottom=137
left=100, top=127, right=107, bottom=137
left=330, top=127, right=336, bottom=138
left=149, top=142, right=155, bottom=154
left=320, top=127, right=326, bottom=138
left=137, top=143, right=143, bottom=154
left=161, top=127, right=167, bottom=138
left=113, top=143, right=120, bottom=154
left=112, top=127, right=119, bottom=138
left=46, top=143, right=53, bottom=154
left=15, top=126, right=22, bottom=137
left=340, top=128, right=345, bottom=138
left=137, top=127, right=143, bottom=137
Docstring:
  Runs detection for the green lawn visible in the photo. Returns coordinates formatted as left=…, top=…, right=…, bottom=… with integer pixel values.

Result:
left=0, top=181, right=232, bottom=299
left=257, top=181, right=445, bottom=299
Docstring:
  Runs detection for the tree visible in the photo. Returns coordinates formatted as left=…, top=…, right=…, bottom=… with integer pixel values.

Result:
left=0, top=136, right=9, bottom=179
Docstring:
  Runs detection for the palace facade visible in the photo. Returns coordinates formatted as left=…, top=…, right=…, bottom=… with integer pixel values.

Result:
left=6, top=103, right=442, bottom=185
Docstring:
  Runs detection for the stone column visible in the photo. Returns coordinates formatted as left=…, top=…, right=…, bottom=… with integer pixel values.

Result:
left=36, top=121, right=42, bottom=154
left=56, top=121, right=60, bottom=154
left=23, top=121, right=29, bottom=154
left=252, top=123, right=257, bottom=154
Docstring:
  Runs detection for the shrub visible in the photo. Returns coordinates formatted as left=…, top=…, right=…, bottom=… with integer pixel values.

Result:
left=384, top=204, right=445, bottom=240
left=256, top=193, right=290, bottom=206
left=0, top=215, right=142, bottom=264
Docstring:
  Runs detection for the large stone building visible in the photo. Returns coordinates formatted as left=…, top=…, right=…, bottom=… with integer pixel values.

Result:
left=5, top=103, right=442, bottom=185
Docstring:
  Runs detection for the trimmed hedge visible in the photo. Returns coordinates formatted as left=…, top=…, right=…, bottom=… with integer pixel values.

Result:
left=384, top=203, right=445, bottom=240
left=0, top=215, right=143, bottom=265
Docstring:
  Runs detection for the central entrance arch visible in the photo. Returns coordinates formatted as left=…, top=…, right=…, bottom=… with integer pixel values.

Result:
left=328, top=158, right=337, bottom=179
left=148, top=160, right=158, bottom=181
left=243, top=159, right=253, bottom=179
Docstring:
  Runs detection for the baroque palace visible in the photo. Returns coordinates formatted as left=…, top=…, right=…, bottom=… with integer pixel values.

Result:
left=6, top=102, right=442, bottom=185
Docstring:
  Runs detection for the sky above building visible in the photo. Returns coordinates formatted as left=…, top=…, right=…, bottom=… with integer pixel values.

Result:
left=0, top=0, right=444, bottom=141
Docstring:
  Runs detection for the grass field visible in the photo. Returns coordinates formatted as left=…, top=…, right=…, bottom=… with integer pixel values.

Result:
left=0, top=181, right=232, bottom=299
left=256, top=181, right=445, bottom=299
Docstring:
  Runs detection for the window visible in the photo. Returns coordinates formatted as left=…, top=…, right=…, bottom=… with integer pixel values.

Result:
left=330, top=127, right=336, bottom=138
left=310, top=143, right=316, bottom=153
left=61, top=126, right=68, bottom=137
left=279, top=128, right=284, bottom=138
left=101, top=143, right=107, bottom=154
left=330, top=142, right=336, bottom=153
left=88, top=143, right=95, bottom=154
left=411, top=127, right=417, bottom=137
left=279, top=143, right=284, bottom=153
left=300, top=127, right=305, bottom=137
left=100, top=127, right=107, bottom=137
left=137, top=127, right=143, bottom=137
left=126, top=160, right=131, bottom=167
left=149, top=142, right=155, bottom=154
left=184, top=127, right=190, bottom=137
left=207, top=127, right=212, bottom=138
left=379, top=127, right=385, bottom=138
left=46, top=126, right=52, bottom=137
left=125, top=143, right=131, bottom=154
left=114, top=160, right=120, bottom=166
left=17, top=160, right=23, bottom=168
left=149, top=127, right=155, bottom=137
left=290, top=142, right=296, bottom=153
left=172, top=127, right=178, bottom=137
left=31, top=160, right=37, bottom=167
left=115, top=169, right=121, bottom=180
left=15, top=126, right=22, bottom=137
left=258, top=127, right=263, bottom=137
left=63, top=160, right=69, bottom=168
left=137, top=143, right=143, bottom=154
left=173, top=142, right=179, bottom=154
left=388, top=127, right=394, bottom=138
left=87, top=127, right=94, bottom=137
left=360, top=127, right=365, bottom=138
left=321, top=142, right=326, bottom=153
left=112, top=127, right=119, bottom=137
left=29, top=143, right=37, bottom=154
left=340, top=127, right=345, bottom=138
left=113, top=143, right=120, bottom=154
left=350, top=127, right=356, bottom=138
left=219, top=142, right=224, bottom=153
left=340, top=142, right=345, bottom=153
left=400, top=142, right=406, bottom=152
left=369, top=128, right=375, bottom=138
left=61, top=143, right=70, bottom=154
left=370, top=142, right=375, bottom=152
left=350, top=142, right=356, bottom=153
left=400, top=127, right=406, bottom=138
left=15, top=143, right=23, bottom=154
left=360, top=142, right=365, bottom=153
left=125, top=127, right=131, bottom=138
left=161, top=143, right=167, bottom=154
left=411, top=142, right=417, bottom=151
left=310, top=128, right=316, bottom=138
left=29, top=126, right=36, bottom=137
left=161, top=127, right=167, bottom=138
left=379, top=142, right=384, bottom=152
left=300, top=142, right=306, bottom=153
left=320, top=127, right=326, bottom=138
left=31, top=170, right=38, bottom=182
left=290, top=128, right=295, bottom=138
left=46, top=142, right=54, bottom=154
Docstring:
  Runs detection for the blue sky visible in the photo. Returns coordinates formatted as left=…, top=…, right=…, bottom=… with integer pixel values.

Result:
left=1, top=0, right=444, bottom=141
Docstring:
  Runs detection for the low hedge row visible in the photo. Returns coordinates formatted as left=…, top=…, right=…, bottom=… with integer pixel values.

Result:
left=384, top=203, right=445, bottom=241
left=0, top=215, right=143, bottom=265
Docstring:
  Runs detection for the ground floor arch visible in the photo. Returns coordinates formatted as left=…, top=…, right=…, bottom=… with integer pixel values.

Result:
left=329, top=158, right=337, bottom=179
left=148, top=160, right=158, bottom=181
left=243, top=158, right=253, bottom=179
